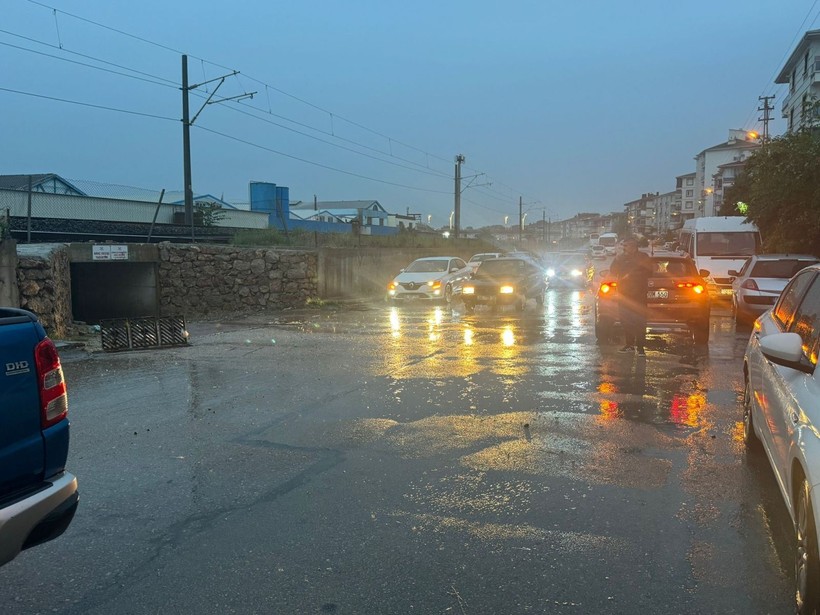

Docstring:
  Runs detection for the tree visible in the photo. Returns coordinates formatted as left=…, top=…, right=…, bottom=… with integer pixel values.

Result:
left=721, top=129, right=820, bottom=253
left=194, top=201, right=227, bottom=227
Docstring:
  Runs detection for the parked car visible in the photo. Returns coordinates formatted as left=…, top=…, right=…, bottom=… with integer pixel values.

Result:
left=387, top=256, right=470, bottom=303
left=466, top=252, right=503, bottom=272
left=730, top=254, right=820, bottom=324
left=594, top=254, right=711, bottom=343
left=544, top=252, right=592, bottom=289
left=590, top=245, right=607, bottom=260
left=460, top=257, right=547, bottom=313
left=1, top=308, right=78, bottom=567
left=742, top=263, right=820, bottom=614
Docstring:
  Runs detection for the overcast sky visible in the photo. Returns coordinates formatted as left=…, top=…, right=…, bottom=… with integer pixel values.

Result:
left=1, top=0, right=814, bottom=227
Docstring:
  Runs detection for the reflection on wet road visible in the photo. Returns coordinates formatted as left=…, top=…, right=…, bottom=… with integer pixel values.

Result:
left=0, top=289, right=795, bottom=614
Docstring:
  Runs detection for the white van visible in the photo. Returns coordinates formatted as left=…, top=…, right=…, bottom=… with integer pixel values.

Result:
left=678, top=217, right=761, bottom=298
left=598, top=232, right=619, bottom=255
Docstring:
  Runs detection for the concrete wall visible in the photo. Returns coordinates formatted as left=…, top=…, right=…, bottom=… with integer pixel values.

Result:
left=157, top=244, right=318, bottom=316
left=16, top=244, right=72, bottom=337
left=0, top=239, right=19, bottom=307
left=317, top=248, right=473, bottom=298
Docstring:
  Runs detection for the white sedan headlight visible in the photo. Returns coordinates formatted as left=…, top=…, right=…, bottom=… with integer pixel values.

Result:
left=571, top=269, right=582, bottom=277
left=500, top=286, right=515, bottom=294
left=546, top=268, right=556, bottom=277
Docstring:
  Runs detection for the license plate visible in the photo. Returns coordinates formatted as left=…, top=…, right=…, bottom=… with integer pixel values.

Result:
left=477, top=295, right=492, bottom=301
left=720, top=288, right=734, bottom=295
left=647, top=290, right=669, bottom=299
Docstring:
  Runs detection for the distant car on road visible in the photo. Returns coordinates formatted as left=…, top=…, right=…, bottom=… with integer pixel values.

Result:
left=460, top=257, right=547, bottom=313
left=544, top=252, right=592, bottom=288
left=742, top=262, right=820, bottom=615
left=594, top=254, right=711, bottom=343
left=730, top=254, right=819, bottom=324
left=590, top=245, right=607, bottom=260
left=387, top=256, right=470, bottom=303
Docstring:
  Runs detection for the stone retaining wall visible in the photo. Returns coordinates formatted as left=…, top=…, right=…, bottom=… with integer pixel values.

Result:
left=157, top=244, right=318, bottom=316
left=16, top=244, right=72, bottom=337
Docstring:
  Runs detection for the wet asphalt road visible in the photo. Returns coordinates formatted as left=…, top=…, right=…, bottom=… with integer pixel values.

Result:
left=0, top=289, right=798, bottom=614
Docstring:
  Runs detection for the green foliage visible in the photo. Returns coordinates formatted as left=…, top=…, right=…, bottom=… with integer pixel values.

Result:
left=722, top=130, right=820, bottom=254
left=194, top=202, right=227, bottom=227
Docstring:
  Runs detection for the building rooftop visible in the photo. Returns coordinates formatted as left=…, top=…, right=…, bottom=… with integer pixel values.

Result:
left=776, top=29, right=820, bottom=83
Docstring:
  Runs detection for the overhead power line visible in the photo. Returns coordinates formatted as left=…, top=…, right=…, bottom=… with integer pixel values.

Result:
left=193, top=124, right=452, bottom=195
left=0, top=86, right=177, bottom=121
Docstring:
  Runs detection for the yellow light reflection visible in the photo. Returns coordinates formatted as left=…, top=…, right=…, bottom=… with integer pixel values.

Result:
left=432, top=307, right=444, bottom=326
left=599, top=400, right=620, bottom=421
left=502, top=326, right=516, bottom=347
left=598, top=382, right=617, bottom=394
left=669, top=391, right=706, bottom=427
left=390, top=307, right=401, bottom=339
left=464, top=327, right=474, bottom=346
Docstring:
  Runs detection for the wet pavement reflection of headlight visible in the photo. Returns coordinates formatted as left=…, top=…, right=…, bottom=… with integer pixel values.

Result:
left=464, top=327, right=474, bottom=346
left=390, top=307, right=401, bottom=338
left=502, top=326, right=515, bottom=347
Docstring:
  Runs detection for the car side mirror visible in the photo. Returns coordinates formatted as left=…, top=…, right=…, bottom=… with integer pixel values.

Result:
left=760, top=332, right=816, bottom=375
left=699, top=269, right=710, bottom=278
left=728, top=270, right=739, bottom=277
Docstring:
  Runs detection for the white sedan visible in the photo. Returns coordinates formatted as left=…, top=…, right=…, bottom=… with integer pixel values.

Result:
left=743, top=263, right=820, bottom=614
left=387, top=256, right=470, bottom=303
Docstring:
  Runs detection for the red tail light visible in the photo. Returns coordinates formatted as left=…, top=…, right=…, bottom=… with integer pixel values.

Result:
left=741, top=279, right=759, bottom=291
left=600, top=282, right=617, bottom=294
left=34, top=338, right=68, bottom=428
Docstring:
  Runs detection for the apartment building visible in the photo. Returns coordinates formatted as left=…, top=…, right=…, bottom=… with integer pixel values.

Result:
left=694, top=130, right=759, bottom=217
left=776, top=29, right=820, bottom=132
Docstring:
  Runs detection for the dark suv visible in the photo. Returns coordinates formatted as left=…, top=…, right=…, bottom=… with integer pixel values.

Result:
left=460, top=257, right=547, bottom=313
left=594, top=254, right=711, bottom=343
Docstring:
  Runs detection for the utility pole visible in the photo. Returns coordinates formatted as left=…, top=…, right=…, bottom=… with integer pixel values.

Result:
left=758, top=95, right=775, bottom=142
left=181, top=55, right=254, bottom=229
left=181, top=55, right=194, bottom=226
left=454, top=154, right=465, bottom=238
left=518, top=196, right=523, bottom=243
left=542, top=210, right=546, bottom=245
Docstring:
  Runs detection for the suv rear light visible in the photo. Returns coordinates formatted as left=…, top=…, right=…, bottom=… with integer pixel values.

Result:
left=600, top=282, right=617, bottom=294
left=34, top=338, right=68, bottom=428
left=741, top=279, right=759, bottom=291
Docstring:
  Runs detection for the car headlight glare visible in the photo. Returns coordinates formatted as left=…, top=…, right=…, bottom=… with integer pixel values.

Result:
left=500, top=286, right=515, bottom=294
left=571, top=269, right=582, bottom=277
left=546, top=268, right=556, bottom=277
left=463, top=286, right=475, bottom=295
left=428, top=280, right=442, bottom=289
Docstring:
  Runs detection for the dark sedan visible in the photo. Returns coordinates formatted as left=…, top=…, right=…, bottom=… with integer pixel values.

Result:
left=459, top=257, right=547, bottom=313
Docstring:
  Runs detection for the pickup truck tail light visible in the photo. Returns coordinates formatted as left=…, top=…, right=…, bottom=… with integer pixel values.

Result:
left=600, top=282, right=617, bottom=294
left=35, top=338, right=68, bottom=428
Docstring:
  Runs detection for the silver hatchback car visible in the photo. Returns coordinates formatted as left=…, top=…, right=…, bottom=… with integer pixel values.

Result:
left=730, top=254, right=819, bottom=324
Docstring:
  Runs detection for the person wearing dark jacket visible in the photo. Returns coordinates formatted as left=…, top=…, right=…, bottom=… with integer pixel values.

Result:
left=609, top=237, right=653, bottom=356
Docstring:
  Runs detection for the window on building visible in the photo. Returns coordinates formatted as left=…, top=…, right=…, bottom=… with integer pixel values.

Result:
left=367, top=216, right=373, bottom=225
left=790, top=106, right=795, bottom=132
left=686, top=178, right=694, bottom=186
left=685, top=201, right=693, bottom=209
left=791, top=67, right=797, bottom=93
left=685, top=189, right=693, bottom=197
left=379, top=218, right=384, bottom=226
left=805, top=50, right=811, bottom=77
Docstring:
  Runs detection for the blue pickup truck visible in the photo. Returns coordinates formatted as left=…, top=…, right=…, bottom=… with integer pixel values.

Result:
left=0, top=308, right=78, bottom=566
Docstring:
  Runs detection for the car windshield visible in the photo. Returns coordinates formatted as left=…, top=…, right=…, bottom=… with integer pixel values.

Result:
left=475, top=259, right=527, bottom=276
left=697, top=232, right=760, bottom=256
left=405, top=260, right=449, bottom=273
left=751, top=259, right=819, bottom=278
left=652, top=259, right=698, bottom=276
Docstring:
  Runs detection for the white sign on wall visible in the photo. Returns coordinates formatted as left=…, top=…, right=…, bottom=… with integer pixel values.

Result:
left=92, top=245, right=129, bottom=261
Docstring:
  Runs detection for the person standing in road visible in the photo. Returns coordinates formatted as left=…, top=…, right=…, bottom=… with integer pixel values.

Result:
left=609, top=237, right=653, bottom=356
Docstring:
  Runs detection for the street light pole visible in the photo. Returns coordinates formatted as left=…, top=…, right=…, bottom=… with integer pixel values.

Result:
left=519, top=196, right=523, bottom=243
